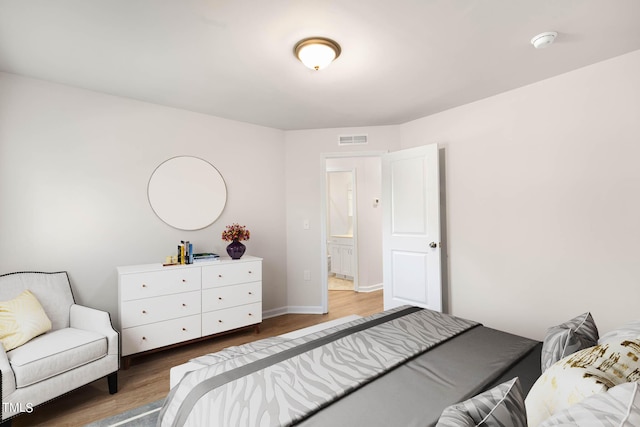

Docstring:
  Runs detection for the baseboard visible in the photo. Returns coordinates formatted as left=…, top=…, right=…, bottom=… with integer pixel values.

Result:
left=262, top=305, right=326, bottom=318
left=357, top=282, right=383, bottom=293
left=286, top=305, right=325, bottom=314
left=262, top=306, right=289, bottom=319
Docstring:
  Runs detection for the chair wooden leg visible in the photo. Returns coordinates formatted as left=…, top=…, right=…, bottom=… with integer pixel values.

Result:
left=107, top=372, right=118, bottom=394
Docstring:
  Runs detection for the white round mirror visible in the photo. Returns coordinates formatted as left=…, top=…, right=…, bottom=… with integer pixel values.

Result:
left=148, top=156, right=227, bottom=230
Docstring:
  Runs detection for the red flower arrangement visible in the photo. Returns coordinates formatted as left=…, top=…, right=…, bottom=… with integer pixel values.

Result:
left=221, top=223, right=250, bottom=242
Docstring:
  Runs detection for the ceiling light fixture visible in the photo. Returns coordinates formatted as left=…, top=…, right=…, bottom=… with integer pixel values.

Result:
left=294, top=37, right=341, bottom=71
left=531, top=31, right=558, bottom=49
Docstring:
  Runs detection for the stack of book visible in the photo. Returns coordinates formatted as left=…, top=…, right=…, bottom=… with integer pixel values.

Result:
left=178, top=241, right=193, bottom=264
left=193, top=253, right=220, bottom=263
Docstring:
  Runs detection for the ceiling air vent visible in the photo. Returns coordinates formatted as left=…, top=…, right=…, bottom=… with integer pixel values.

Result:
left=338, top=134, right=368, bottom=146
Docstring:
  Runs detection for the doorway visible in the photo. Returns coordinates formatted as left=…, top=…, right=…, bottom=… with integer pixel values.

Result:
left=326, top=169, right=356, bottom=292
left=321, top=153, right=384, bottom=314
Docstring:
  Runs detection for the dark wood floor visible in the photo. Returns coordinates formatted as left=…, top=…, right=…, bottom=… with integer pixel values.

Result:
left=12, top=290, right=383, bottom=426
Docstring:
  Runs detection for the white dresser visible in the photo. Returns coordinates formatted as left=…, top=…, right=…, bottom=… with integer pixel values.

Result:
left=117, top=256, right=262, bottom=368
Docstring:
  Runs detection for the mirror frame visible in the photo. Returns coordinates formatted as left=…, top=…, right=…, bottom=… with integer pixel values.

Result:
left=147, top=156, right=227, bottom=230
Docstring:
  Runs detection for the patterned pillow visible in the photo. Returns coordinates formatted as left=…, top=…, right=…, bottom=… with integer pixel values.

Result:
left=436, top=377, right=527, bottom=427
left=525, top=339, right=640, bottom=426
left=541, top=312, right=599, bottom=372
left=599, top=319, right=640, bottom=345
left=0, top=290, right=52, bottom=351
left=539, top=381, right=640, bottom=426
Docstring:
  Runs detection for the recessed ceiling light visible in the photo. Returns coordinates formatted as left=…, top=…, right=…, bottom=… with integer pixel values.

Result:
left=294, top=37, right=341, bottom=71
left=531, top=31, right=558, bottom=49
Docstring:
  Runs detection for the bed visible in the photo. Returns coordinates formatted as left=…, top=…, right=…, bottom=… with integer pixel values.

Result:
left=158, top=305, right=541, bottom=426
left=168, top=315, right=364, bottom=390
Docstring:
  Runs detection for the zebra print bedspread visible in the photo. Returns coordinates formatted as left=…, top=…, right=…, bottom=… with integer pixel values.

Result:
left=158, top=306, right=479, bottom=427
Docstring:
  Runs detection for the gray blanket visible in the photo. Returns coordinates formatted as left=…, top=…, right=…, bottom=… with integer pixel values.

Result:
left=158, top=306, right=481, bottom=427
left=298, top=326, right=540, bottom=427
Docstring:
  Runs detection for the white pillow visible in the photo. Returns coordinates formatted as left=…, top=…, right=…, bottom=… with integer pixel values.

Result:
left=525, top=339, right=640, bottom=426
left=599, top=319, right=640, bottom=345
left=540, top=382, right=640, bottom=426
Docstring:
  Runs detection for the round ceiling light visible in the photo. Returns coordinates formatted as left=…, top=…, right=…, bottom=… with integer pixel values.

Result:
left=531, top=31, right=558, bottom=49
left=294, top=37, right=341, bottom=71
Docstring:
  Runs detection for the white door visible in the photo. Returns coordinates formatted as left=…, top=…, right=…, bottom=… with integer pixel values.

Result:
left=382, top=144, right=442, bottom=311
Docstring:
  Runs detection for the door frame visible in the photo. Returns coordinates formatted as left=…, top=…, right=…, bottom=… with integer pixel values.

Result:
left=320, top=151, right=386, bottom=314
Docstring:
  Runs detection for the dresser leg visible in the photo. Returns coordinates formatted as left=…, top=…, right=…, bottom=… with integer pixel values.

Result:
left=121, top=356, right=131, bottom=370
left=254, top=324, right=260, bottom=334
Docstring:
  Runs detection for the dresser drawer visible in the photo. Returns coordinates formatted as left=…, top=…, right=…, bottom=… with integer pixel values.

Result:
left=121, top=314, right=201, bottom=356
left=120, top=268, right=201, bottom=301
left=120, top=290, right=201, bottom=328
left=202, top=302, right=262, bottom=336
left=202, top=261, right=261, bottom=289
left=202, top=282, right=261, bottom=313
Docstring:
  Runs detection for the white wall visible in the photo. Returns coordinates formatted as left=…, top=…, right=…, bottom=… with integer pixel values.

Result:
left=3, top=49, right=639, bottom=341
left=284, top=128, right=399, bottom=311
left=0, top=72, right=287, bottom=323
left=282, top=50, right=640, bottom=339
left=327, top=171, right=352, bottom=236
left=400, top=50, right=640, bottom=339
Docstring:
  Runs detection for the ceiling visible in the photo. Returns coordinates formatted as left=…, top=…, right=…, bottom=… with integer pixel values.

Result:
left=1, top=1, right=639, bottom=131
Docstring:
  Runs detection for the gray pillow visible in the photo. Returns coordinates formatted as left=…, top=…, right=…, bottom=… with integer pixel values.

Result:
left=541, top=312, right=598, bottom=372
left=436, top=377, right=527, bottom=427
left=539, top=381, right=640, bottom=426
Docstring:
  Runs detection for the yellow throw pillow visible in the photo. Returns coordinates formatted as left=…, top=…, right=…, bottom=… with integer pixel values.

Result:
left=0, top=290, right=52, bottom=351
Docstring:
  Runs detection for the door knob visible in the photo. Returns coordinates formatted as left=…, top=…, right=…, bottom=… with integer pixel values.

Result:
left=429, top=242, right=438, bottom=248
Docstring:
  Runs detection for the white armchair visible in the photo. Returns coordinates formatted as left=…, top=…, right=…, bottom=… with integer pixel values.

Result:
left=0, top=271, right=119, bottom=425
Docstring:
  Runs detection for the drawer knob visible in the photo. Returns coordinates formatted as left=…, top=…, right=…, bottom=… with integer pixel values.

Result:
left=218, top=320, right=223, bottom=323
left=218, top=297, right=223, bottom=300
left=182, top=279, right=186, bottom=283
left=142, top=284, right=147, bottom=288
left=182, top=303, right=187, bottom=307
left=218, top=274, right=222, bottom=278
left=142, top=336, right=147, bottom=340
left=248, top=292, right=253, bottom=295
left=142, top=310, right=147, bottom=314
left=248, top=270, right=252, bottom=274
left=248, top=313, right=253, bottom=316
left=182, top=327, right=186, bottom=331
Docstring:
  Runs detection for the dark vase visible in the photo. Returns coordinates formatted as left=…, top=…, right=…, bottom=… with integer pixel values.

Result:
left=226, top=239, right=246, bottom=259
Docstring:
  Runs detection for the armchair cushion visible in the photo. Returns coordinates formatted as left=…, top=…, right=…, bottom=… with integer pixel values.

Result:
left=7, top=328, right=107, bottom=388
left=0, top=290, right=52, bottom=351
